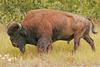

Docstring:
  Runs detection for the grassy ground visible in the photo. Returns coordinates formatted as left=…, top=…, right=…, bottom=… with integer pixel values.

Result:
left=0, top=24, right=100, bottom=67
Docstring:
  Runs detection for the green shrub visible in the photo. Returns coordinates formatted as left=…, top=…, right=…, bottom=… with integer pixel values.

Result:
left=0, top=0, right=99, bottom=24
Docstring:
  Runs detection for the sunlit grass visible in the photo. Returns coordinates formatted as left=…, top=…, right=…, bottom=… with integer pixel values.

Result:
left=0, top=26, right=100, bottom=67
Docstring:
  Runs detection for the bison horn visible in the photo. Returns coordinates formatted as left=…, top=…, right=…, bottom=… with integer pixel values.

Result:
left=16, top=22, right=22, bottom=30
left=7, top=22, right=22, bottom=31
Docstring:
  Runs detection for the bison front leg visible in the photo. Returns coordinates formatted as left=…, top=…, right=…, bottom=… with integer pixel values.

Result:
left=37, top=37, right=52, bottom=53
left=19, top=47, right=25, bottom=53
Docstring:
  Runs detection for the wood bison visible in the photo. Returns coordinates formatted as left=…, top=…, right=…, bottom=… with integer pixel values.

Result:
left=7, top=9, right=97, bottom=53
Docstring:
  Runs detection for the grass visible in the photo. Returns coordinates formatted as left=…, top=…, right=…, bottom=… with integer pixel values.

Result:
left=0, top=25, right=100, bottom=67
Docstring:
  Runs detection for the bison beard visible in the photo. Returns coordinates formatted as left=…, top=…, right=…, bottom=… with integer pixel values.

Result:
left=7, top=9, right=97, bottom=53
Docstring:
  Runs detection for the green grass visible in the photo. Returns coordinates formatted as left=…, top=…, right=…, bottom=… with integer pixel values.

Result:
left=0, top=26, right=100, bottom=67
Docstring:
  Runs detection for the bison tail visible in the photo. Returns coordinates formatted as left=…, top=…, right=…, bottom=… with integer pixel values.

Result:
left=91, top=22, right=97, bottom=34
left=87, top=17, right=97, bottom=34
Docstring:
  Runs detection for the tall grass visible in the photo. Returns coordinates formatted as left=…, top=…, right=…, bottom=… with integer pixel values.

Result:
left=0, top=26, right=100, bottom=67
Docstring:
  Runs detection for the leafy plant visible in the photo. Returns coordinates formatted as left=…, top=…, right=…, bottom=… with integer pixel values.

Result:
left=0, top=0, right=99, bottom=24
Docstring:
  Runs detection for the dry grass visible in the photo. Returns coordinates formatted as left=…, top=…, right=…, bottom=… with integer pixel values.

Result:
left=0, top=25, right=100, bottom=67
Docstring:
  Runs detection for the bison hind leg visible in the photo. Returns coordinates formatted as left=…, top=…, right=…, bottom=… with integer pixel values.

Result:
left=83, top=35, right=95, bottom=51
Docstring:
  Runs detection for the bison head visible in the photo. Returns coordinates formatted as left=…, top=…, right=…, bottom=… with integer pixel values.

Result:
left=7, top=22, right=27, bottom=53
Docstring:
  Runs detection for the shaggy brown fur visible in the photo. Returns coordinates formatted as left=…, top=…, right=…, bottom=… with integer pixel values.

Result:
left=7, top=9, right=97, bottom=53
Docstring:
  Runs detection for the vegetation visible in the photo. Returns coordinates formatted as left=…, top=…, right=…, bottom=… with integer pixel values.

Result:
left=0, top=0, right=100, bottom=67
left=0, top=0, right=100, bottom=24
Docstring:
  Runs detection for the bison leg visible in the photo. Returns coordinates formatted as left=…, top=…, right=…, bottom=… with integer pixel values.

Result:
left=73, top=32, right=82, bottom=53
left=73, top=36, right=80, bottom=52
left=67, top=39, right=73, bottom=44
left=19, top=45, right=25, bottom=53
left=67, top=41, right=70, bottom=44
left=37, top=37, right=52, bottom=53
left=67, top=34, right=74, bottom=44
left=83, top=35, right=95, bottom=51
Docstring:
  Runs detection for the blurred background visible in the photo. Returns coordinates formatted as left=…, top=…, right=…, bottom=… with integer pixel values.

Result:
left=0, top=0, right=100, bottom=24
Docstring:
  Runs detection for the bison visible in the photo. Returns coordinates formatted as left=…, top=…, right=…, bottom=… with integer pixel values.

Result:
left=7, top=9, right=97, bottom=53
